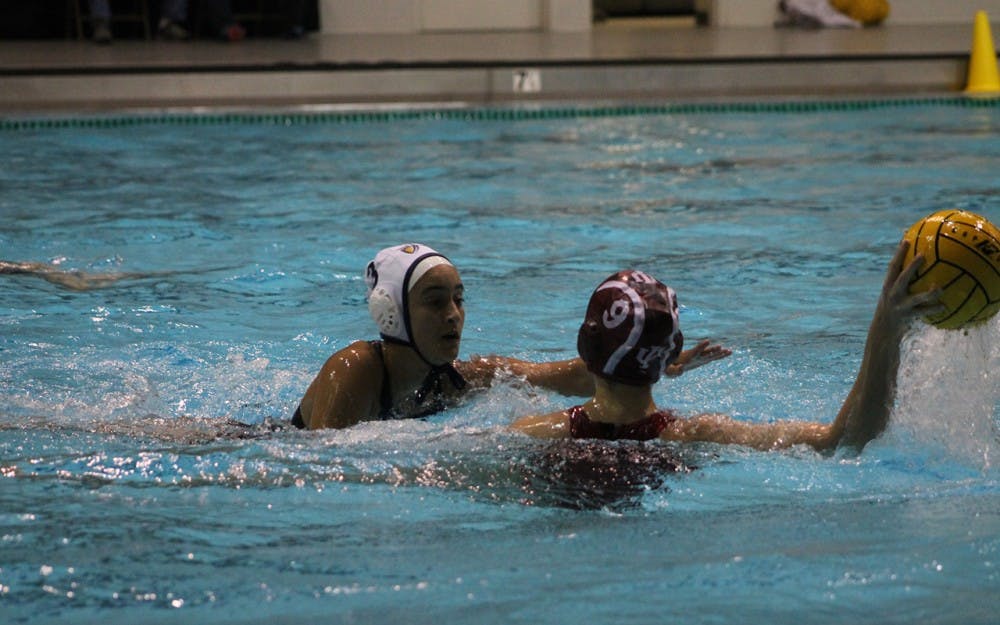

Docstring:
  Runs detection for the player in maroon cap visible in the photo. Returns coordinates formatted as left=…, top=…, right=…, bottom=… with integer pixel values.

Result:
left=512, top=241, right=942, bottom=453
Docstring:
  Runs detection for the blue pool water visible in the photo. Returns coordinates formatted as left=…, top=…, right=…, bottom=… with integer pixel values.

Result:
left=1, top=100, right=999, bottom=624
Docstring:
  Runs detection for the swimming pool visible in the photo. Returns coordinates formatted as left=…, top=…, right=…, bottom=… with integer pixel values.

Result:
left=1, top=99, right=998, bottom=624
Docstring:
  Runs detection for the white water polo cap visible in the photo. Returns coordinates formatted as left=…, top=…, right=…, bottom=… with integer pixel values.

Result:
left=365, top=243, right=454, bottom=344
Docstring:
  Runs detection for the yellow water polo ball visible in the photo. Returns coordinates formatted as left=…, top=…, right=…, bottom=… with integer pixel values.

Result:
left=830, top=0, right=890, bottom=25
left=903, top=209, right=1000, bottom=329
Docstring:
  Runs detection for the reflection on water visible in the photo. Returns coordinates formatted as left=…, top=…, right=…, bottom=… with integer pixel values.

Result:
left=520, top=439, right=693, bottom=511
left=0, top=415, right=696, bottom=512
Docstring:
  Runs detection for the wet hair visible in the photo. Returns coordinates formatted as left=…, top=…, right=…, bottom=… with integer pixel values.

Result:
left=576, top=270, right=683, bottom=386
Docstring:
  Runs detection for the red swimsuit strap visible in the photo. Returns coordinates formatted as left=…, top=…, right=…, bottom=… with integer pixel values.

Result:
left=567, top=405, right=675, bottom=441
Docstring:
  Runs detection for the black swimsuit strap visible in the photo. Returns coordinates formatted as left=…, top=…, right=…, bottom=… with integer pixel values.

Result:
left=293, top=340, right=468, bottom=427
left=290, top=340, right=392, bottom=429
left=290, top=405, right=305, bottom=429
left=374, top=340, right=468, bottom=420
left=415, top=363, right=466, bottom=403
left=369, top=340, right=395, bottom=418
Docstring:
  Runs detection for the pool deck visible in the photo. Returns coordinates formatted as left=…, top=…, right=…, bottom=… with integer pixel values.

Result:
left=0, top=20, right=983, bottom=114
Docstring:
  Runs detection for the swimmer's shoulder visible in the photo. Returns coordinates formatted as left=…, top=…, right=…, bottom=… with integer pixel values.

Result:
left=301, top=340, right=386, bottom=427
left=313, top=340, right=385, bottom=384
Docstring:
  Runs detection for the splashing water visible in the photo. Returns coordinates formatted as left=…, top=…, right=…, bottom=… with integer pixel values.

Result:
left=893, top=315, right=1000, bottom=470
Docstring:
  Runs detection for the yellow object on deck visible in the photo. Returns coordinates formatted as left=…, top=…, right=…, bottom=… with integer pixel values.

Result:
left=965, top=10, right=1000, bottom=95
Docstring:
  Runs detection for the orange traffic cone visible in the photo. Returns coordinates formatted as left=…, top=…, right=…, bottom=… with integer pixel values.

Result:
left=965, top=10, right=1000, bottom=95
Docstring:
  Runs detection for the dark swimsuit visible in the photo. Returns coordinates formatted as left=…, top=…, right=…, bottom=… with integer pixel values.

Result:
left=290, top=340, right=466, bottom=429
left=567, top=405, right=676, bottom=441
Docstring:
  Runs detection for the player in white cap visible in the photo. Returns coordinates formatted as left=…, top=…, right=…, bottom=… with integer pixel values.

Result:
left=293, top=243, right=731, bottom=430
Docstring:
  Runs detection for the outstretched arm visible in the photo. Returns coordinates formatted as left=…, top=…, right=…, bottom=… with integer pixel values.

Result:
left=1, top=260, right=156, bottom=291
left=660, top=412, right=838, bottom=451
left=3, top=259, right=240, bottom=291
left=659, top=240, right=940, bottom=453
left=459, top=355, right=594, bottom=396
left=461, top=340, right=731, bottom=397
left=832, top=239, right=942, bottom=451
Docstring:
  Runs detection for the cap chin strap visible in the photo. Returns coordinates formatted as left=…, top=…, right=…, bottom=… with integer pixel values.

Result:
left=415, top=362, right=467, bottom=404
left=394, top=251, right=466, bottom=396
left=380, top=334, right=467, bottom=402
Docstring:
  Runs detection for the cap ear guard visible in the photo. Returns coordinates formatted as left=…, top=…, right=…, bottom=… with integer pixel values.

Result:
left=366, top=260, right=403, bottom=338
left=368, top=286, right=402, bottom=337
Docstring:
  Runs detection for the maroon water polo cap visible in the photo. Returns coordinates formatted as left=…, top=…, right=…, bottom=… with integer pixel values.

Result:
left=576, top=270, right=683, bottom=386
